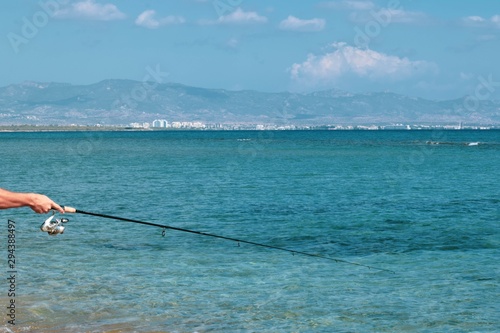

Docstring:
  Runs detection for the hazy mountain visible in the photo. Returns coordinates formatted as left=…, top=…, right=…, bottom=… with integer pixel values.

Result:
left=0, top=80, right=499, bottom=125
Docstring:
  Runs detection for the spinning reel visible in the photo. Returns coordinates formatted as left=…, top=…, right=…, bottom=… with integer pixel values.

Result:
left=40, top=211, right=69, bottom=236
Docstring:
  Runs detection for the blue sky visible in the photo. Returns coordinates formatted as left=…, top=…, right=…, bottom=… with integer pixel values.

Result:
left=1, top=0, right=499, bottom=100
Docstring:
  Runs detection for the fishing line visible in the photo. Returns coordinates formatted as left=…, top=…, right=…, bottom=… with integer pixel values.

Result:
left=59, top=206, right=394, bottom=273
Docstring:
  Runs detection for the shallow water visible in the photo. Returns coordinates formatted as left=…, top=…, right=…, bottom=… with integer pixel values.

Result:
left=0, top=130, right=499, bottom=332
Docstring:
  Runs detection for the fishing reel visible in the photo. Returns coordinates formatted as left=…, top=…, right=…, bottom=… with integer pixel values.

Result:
left=40, top=211, right=69, bottom=236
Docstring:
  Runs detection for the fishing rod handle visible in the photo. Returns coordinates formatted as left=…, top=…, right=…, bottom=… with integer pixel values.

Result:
left=63, top=206, right=77, bottom=213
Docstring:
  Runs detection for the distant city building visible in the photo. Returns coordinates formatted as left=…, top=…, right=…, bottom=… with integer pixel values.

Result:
left=191, top=122, right=205, bottom=129
left=129, top=122, right=150, bottom=128
left=152, top=119, right=169, bottom=128
left=122, top=121, right=499, bottom=131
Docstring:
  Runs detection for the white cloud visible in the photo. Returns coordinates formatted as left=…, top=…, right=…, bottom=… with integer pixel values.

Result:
left=279, top=16, right=326, bottom=32
left=322, top=1, right=428, bottom=25
left=226, top=37, right=239, bottom=48
left=135, top=10, right=185, bottom=29
left=461, top=15, right=500, bottom=28
left=382, top=9, right=427, bottom=23
left=464, top=16, right=486, bottom=23
left=200, top=8, right=268, bottom=25
left=461, top=16, right=487, bottom=27
left=460, top=72, right=474, bottom=81
left=320, top=0, right=375, bottom=10
left=290, top=43, right=437, bottom=84
left=219, top=8, right=267, bottom=24
left=350, top=8, right=428, bottom=24
left=54, top=0, right=126, bottom=21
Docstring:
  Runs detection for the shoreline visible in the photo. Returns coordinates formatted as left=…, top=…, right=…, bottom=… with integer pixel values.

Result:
left=1, top=125, right=499, bottom=132
left=0, top=125, right=134, bottom=132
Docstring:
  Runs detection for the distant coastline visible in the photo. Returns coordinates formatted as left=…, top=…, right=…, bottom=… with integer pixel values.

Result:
left=3, top=80, right=499, bottom=127
left=0, top=125, right=127, bottom=132
left=1, top=124, right=499, bottom=132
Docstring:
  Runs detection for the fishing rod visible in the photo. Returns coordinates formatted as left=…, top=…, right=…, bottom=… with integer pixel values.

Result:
left=40, top=206, right=394, bottom=274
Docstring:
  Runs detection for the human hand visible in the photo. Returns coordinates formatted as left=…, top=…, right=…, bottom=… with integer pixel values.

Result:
left=28, top=193, right=64, bottom=214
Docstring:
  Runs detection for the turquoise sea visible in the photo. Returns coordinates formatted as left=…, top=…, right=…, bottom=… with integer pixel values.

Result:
left=0, top=130, right=499, bottom=332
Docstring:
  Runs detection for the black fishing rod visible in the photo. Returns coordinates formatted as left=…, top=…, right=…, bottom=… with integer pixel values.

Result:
left=41, top=206, right=394, bottom=273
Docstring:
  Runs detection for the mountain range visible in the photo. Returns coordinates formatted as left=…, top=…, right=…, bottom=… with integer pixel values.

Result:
left=0, top=80, right=499, bottom=126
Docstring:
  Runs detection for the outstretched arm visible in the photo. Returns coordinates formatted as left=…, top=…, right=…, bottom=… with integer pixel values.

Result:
left=0, top=188, right=64, bottom=213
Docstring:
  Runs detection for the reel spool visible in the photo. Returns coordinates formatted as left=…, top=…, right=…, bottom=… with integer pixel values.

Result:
left=40, top=211, right=69, bottom=236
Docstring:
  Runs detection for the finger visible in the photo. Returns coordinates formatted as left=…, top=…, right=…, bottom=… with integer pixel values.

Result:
left=52, top=202, right=64, bottom=214
left=31, top=206, right=45, bottom=214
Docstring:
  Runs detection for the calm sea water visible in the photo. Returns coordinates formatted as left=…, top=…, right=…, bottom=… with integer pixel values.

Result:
left=0, top=130, right=499, bottom=333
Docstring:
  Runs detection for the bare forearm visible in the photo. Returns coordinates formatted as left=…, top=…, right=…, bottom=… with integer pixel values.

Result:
left=0, top=188, right=31, bottom=209
left=0, top=188, right=64, bottom=213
